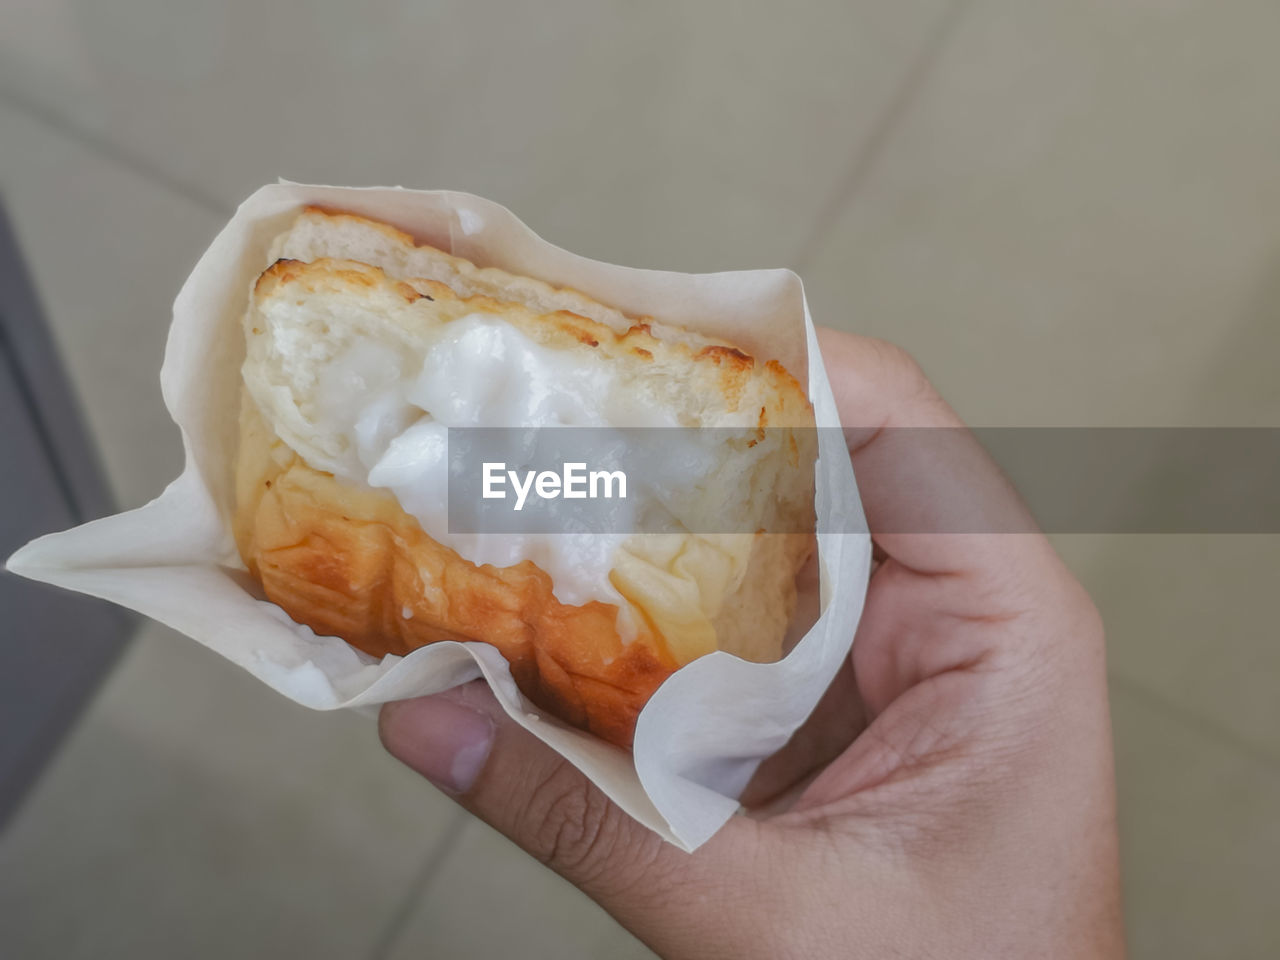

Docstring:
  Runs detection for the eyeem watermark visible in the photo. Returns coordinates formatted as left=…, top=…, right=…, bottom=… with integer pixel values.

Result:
left=451, top=427, right=1280, bottom=533
left=481, top=462, right=628, bottom=511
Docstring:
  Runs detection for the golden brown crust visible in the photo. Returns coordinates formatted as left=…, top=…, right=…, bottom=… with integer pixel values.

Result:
left=298, top=204, right=618, bottom=309
left=236, top=403, right=677, bottom=747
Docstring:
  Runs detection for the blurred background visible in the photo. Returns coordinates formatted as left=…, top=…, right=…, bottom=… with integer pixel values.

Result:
left=1, top=1, right=1277, bottom=957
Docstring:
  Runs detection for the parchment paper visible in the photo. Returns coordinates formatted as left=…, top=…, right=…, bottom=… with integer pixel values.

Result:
left=6, top=183, right=871, bottom=852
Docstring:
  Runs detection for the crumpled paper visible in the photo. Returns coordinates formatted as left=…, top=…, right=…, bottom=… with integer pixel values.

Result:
left=6, top=183, right=870, bottom=852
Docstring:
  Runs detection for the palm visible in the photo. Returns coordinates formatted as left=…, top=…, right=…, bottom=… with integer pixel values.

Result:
left=744, top=544, right=1035, bottom=814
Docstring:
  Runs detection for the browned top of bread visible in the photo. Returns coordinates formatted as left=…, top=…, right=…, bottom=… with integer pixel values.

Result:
left=255, top=249, right=805, bottom=408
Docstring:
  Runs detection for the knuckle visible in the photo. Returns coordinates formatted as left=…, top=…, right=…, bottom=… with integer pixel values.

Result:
left=1069, top=577, right=1106, bottom=640
left=867, top=336, right=926, bottom=383
left=820, top=329, right=925, bottom=385
left=1061, top=576, right=1108, bottom=665
left=866, top=338, right=951, bottom=414
left=524, top=760, right=619, bottom=880
left=519, top=761, right=674, bottom=901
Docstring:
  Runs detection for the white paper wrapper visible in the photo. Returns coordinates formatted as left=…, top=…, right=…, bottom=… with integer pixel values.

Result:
left=7, top=183, right=870, bottom=852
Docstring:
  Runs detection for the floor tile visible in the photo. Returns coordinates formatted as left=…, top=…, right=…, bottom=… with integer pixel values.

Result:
left=1112, top=683, right=1280, bottom=960
left=1053, top=535, right=1280, bottom=779
left=0, top=98, right=219, bottom=510
left=0, top=622, right=460, bottom=960
left=0, top=1, right=958, bottom=273
left=803, top=0, right=1280, bottom=426
left=1086, top=535, right=1280, bottom=767
left=383, top=816, right=656, bottom=960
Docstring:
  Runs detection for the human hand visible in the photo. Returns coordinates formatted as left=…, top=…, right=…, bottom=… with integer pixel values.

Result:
left=379, top=328, right=1125, bottom=959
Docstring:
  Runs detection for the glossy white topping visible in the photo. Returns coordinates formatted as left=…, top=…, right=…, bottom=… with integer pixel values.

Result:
left=312, top=313, right=665, bottom=611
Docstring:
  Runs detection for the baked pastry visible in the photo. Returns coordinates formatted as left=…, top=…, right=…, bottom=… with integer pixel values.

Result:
left=233, top=209, right=816, bottom=747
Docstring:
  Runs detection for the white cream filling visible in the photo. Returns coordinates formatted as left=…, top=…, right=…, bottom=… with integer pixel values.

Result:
left=308, top=313, right=679, bottom=615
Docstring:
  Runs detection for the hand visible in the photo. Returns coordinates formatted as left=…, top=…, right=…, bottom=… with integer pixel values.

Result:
left=378, top=329, right=1125, bottom=959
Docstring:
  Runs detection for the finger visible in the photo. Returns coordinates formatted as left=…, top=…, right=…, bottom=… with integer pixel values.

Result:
left=817, top=328, right=1100, bottom=714
left=738, top=655, right=866, bottom=812
left=378, top=681, right=754, bottom=940
left=816, top=328, right=1059, bottom=586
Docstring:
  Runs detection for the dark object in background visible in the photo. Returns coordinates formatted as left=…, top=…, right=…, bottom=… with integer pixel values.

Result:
left=0, top=199, right=132, bottom=829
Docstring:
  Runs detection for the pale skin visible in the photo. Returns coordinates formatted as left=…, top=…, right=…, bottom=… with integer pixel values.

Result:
left=379, top=329, right=1126, bottom=959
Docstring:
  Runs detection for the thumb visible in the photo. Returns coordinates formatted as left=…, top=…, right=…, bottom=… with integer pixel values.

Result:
left=377, top=680, right=726, bottom=922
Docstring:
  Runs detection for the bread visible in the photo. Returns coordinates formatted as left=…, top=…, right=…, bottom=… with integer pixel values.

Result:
left=234, top=209, right=816, bottom=747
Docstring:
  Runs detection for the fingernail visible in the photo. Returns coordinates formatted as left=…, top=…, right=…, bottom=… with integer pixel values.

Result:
left=381, top=692, right=495, bottom=795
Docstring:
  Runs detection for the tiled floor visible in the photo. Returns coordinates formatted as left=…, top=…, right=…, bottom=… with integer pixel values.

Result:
left=1, top=2, right=1278, bottom=957
left=0, top=622, right=464, bottom=960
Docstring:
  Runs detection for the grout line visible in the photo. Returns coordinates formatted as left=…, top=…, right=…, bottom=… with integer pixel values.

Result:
left=792, top=0, right=977, bottom=273
left=1108, top=671, right=1280, bottom=775
left=367, top=807, right=472, bottom=960
left=0, top=85, right=233, bottom=218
